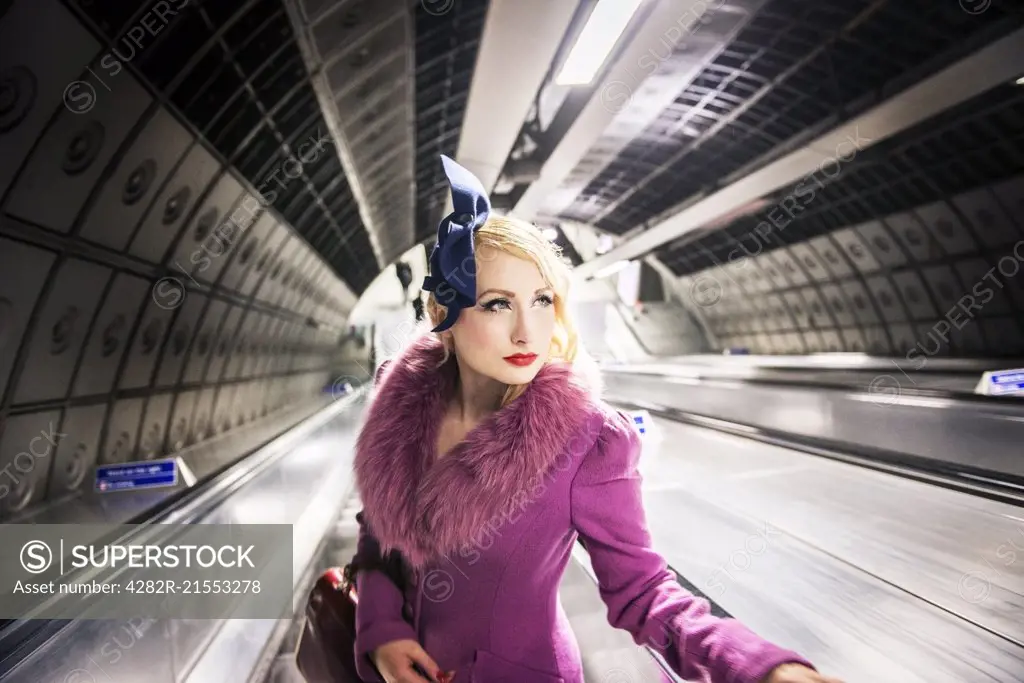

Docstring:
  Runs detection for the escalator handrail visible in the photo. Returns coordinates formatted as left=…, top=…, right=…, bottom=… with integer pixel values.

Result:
left=570, top=543, right=731, bottom=683
left=611, top=397, right=1024, bottom=506
left=0, top=389, right=365, bottom=677
left=635, top=352, right=1024, bottom=374
left=601, top=363, right=1024, bottom=407
left=152, top=389, right=363, bottom=526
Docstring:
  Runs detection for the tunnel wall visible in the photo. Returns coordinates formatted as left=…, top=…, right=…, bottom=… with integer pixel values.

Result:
left=673, top=172, right=1024, bottom=358
left=0, top=0, right=355, bottom=520
left=662, top=83, right=1024, bottom=359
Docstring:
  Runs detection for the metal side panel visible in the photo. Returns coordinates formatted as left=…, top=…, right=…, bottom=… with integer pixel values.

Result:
left=0, top=393, right=367, bottom=683
left=624, top=417, right=1024, bottom=682
left=560, top=547, right=675, bottom=683
left=601, top=370, right=1024, bottom=481
left=180, top=398, right=367, bottom=682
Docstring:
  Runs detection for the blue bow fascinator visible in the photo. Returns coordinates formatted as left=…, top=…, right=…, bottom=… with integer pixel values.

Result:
left=422, top=155, right=492, bottom=332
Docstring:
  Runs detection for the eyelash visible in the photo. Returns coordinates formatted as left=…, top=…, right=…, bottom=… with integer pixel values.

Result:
left=482, top=294, right=554, bottom=312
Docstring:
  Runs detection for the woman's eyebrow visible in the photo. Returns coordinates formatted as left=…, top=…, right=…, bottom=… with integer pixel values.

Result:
left=477, top=288, right=515, bottom=300
left=477, top=287, right=552, bottom=301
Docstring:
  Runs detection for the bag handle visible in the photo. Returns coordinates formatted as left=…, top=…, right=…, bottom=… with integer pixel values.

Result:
left=325, top=565, right=358, bottom=602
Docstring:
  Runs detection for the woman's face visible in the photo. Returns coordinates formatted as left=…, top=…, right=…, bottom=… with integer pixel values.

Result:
left=449, top=247, right=557, bottom=385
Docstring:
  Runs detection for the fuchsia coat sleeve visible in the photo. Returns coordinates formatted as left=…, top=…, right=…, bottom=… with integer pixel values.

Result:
left=570, top=411, right=816, bottom=683
left=352, top=512, right=417, bottom=683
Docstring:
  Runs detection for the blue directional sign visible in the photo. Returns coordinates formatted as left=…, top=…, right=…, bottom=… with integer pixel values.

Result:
left=627, top=410, right=655, bottom=437
left=94, top=458, right=178, bottom=493
left=987, top=369, right=1024, bottom=396
left=633, top=413, right=647, bottom=435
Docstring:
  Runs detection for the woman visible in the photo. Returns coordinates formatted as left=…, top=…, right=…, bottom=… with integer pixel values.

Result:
left=350, top=156, right=842, bottom=683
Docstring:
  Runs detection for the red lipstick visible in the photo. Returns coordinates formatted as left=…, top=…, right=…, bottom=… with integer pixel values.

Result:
left=503, top=353, right=537, bottom=367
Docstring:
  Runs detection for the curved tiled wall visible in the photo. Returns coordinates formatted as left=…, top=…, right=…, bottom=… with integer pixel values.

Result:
left=665, top=83, right=1024, bottom=358
left=0, top=0, right=357, bottom=520
left=675, top=173, right=1024, bottom=357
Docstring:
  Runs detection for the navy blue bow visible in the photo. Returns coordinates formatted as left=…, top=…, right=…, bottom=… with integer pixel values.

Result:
left=422, top=155, right=492, bottom=332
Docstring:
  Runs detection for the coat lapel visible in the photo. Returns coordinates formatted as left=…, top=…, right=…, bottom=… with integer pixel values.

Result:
left=354, top=333, right=602, bottom=569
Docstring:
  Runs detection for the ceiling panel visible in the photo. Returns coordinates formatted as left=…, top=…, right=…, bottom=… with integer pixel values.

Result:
left=558, top=0, right=1020, bottom=236
left=413, top=0, right=491, bottom=243
left=657, top=82, right=1024, bottom=276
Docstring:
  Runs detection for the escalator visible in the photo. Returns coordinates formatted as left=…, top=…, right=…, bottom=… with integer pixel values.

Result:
left=0, top=387, right=369, bottom=683
left=255, top=393, right=1024, bottom=683
left=5, top=362, right=1022, bottom=683
left=257, top=493, right=363, bottom=683
left=616, top=416, right=1024, bottom=682
left=252, top=360, right=1024, bottom=683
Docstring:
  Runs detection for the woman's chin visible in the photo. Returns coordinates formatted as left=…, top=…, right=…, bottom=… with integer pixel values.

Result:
left=491, top=363, right=542, bottom=385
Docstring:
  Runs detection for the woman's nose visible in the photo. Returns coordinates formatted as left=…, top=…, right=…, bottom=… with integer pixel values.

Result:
left=511, top=312, right=530, bottom=345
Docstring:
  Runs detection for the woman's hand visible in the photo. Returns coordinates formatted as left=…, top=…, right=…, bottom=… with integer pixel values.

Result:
left=372, top=639, right=450, bottom=683
left=763, top=663, right=845, bottom=683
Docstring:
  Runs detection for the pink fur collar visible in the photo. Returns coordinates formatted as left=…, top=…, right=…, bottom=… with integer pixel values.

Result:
left=354, top=333, right=603, bottom=569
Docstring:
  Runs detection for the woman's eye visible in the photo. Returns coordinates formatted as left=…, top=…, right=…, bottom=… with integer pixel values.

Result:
left=482, top=298, right=511, bottom=312
left=482, top=294, right=552, bottom=311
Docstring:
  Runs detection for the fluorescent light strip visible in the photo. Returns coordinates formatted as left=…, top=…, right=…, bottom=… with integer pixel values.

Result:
left=555, top=0, right=645, bottom=85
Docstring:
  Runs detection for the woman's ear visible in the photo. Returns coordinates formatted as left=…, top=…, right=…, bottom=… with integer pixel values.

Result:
left=433, top=330, right=454, bottom=358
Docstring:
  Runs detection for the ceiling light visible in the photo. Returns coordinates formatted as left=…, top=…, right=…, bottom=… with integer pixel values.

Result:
left=555, top=0, right=645, bottom=86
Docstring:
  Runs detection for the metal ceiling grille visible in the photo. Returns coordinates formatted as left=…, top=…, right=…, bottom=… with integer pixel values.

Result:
left=560, top=0, right=1022, bottom=235
left=537, top=0, right=768, bottom=223
left=68, top=0, right=380, bottom=294
left=413, top=0, right=490, bottom=244
left=657, top=82, right=1024, bottom=275
left=290, top=0, right=419, bottom=268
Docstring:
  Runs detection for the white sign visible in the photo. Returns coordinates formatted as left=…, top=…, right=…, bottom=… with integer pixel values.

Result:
left=975, top=369, right=1024, bottom=397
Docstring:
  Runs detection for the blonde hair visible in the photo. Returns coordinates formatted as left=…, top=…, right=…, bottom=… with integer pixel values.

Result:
left=426, top=214, right=580, bottom=406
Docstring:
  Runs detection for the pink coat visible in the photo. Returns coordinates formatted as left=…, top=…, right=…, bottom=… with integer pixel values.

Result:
left=351, top=334, right=814, bottom=682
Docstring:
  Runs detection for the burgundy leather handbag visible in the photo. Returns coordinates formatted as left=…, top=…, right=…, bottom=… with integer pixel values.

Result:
left=296, top=564, right=364, bottom=683
left=296, top=546, right=414, bottom=682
